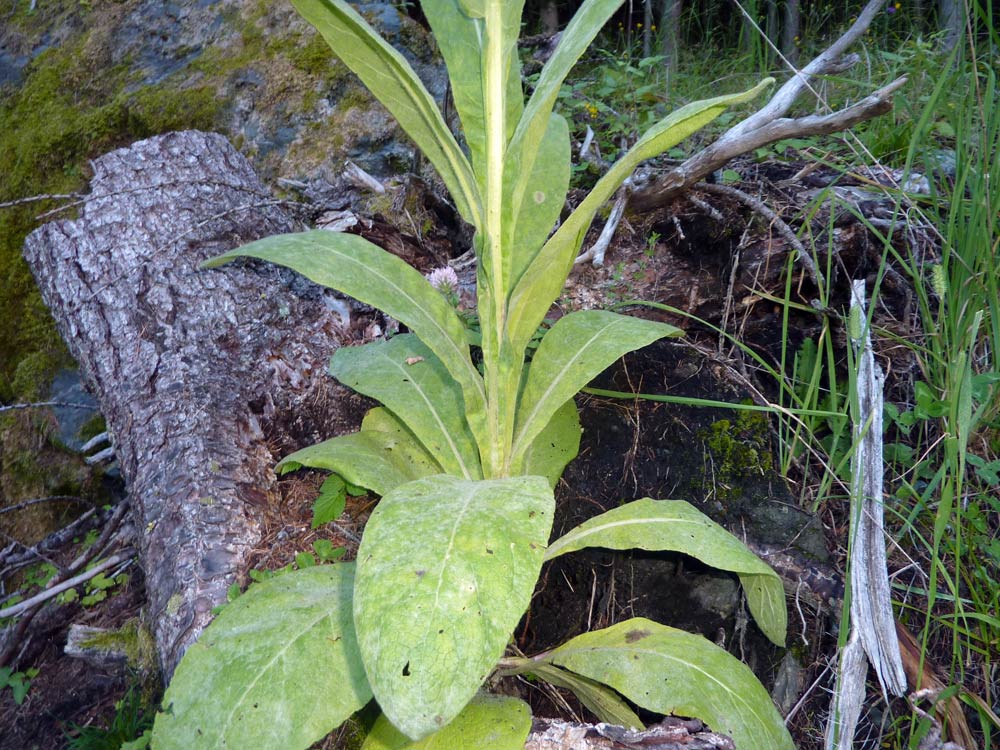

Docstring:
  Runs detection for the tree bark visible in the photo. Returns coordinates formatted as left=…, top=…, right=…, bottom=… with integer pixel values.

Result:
left=23, top=131, right=355, bottom=679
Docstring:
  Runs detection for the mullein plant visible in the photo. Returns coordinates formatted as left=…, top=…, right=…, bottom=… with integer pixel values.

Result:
left=151, top=1, right=794, bottom=748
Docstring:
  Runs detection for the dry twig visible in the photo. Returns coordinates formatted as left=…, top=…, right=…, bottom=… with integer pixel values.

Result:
left=632, top=0, right=905, bottom=213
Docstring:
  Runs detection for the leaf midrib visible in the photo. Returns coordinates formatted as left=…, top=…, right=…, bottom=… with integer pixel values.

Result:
left=378, top=351, right=474, bottom=479
left=302, top=236, right=485, bottom=407
left=554, top=644, right=775, bottom=741
left=218, top=605, right=341, bottom=743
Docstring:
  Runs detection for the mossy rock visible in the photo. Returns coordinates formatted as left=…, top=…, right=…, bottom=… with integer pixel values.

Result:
left=1, top=0, right=442, bottom=401
left=0, top=410, right=98, bottom=544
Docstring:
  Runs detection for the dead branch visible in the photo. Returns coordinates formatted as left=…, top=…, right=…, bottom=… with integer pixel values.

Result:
left=0, top=401, right=96, bottom=413
left=0, top=193, right=84, bottom=210
left=575, top=185, right=630, bottom=266
left=632, top=0, right=905, bottom=213
left=0, top=550, right=135, bottom=621
left=0, top=500, right=132, bottom=670
left=0, top=496, right=87, bottom=516
left=0, top=507, right=102, bottom=573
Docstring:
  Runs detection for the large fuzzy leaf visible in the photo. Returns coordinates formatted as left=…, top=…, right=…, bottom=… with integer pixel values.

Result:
left=508, top=79, right=774, bottom=351
left=522, top=397, right=581, bottom=488
left=545, top=499, right=786, bottom=646
left=277, top=428, right=438, bottom=497
left=421, top=0, right=523, bottom=192
left=202, top=231, right=490, bottom=460
left=331, top=335, right=481, bottom=479
left=289, top=0, right=481, bottom=227
left=361, top=694, right=532, bottom=750
left=510, top=311, right=680, bottom=467
left=354, top=475, right=553, bottom=739
left=505, top=113, right=571, bottom=287
left=545, top=618, right=795, bottom=750
left=505, top=0, right=624, bottom=258
left=151, top=565, right=370, bottom=750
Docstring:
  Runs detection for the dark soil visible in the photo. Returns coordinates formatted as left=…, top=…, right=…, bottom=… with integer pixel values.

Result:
left=513, top=340, right=839, bottom=735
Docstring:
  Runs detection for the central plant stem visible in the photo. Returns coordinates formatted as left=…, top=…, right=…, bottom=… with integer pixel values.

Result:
left=481, top=2, right=516, bottom=479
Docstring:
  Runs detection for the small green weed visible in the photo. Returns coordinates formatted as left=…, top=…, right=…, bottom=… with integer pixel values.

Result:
left=64, top=687, right=153, bottom=750
left=0, top=666, right=39, bottom=705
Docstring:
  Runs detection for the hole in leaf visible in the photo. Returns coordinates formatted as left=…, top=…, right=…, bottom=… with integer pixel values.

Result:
left=402, top=662, right=411, bottom=676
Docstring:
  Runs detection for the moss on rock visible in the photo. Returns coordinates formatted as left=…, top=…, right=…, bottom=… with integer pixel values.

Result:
left=696, top=406, right=774, bottom=503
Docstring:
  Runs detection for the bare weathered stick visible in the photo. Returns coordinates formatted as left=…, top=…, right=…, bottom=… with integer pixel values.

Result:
left=846, top=280, right=906, bottom=697
left=344, top=160, right=386, bottom=194
left=0, top=508, right=101, bottom=572
left=826, top=280, right=906, bottom=749
left=0, top=401, right=96, bottom=413
left=0, top=495, right=87, bottom=516
left=575, top=185, right=629, bottom=266
left=0, top=550, right=134, bottom=620
left=633, top=0, right=904, bottom=213
left=0, top=193, right=83, bottom=210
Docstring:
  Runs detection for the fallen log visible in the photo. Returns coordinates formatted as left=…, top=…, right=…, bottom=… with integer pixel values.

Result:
left=23, top=131, right=353, bottom=679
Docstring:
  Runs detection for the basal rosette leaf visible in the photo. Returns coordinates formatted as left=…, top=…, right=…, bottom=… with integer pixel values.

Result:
left=526, top=663, right=643, bottom=730
left=545, top=498, right=787, bottom=646
left=202, top=231, right=490, bottom=463
left=277, top=428, right=438, bottom=496
left=289, top=0, right=481, bottom=228
left=508, top=79, right=774, bottom=352
left=354, top=474, right=553, bottom=740
left=331, top=335, right=482, bottom=479
left=510, top=310, right=680, bottom=470
left=544, top=618, right=795, bottom=750
left=151, top=565, right=370, bottom=750
left=361, top=694, right=532, bottom=750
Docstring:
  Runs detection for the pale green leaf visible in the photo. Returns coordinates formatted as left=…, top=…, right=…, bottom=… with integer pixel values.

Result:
left=289, top=0, right=481, bottom=227
left=546, top=618, right=794, bottom=750
left=528, top=663, right=643, bottom=730
left=332, top=335, right=482, bottom=479
left=544, top=499, right=786, bottom=646
left=278, top=419, right=439, bottom=497
left=506, top=0, right=624, bottom=249
left=508, top=79, right=774, bottom=351
left=522, top=397, right=581, bottom=488
left=511, top=311, right=680, bottom=467
left=151, top=565, right=370, bottom=750
left=361, top=694, right=532, bottom=750
left=421, top=0, right=524, bottom=191
left=354, top=475, right=554, bottom=739
left=505, top=113, right=571, bottom=287
left=202, top=231, right=489, bottom=459
left=476, top=0, right=528, bottom=296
